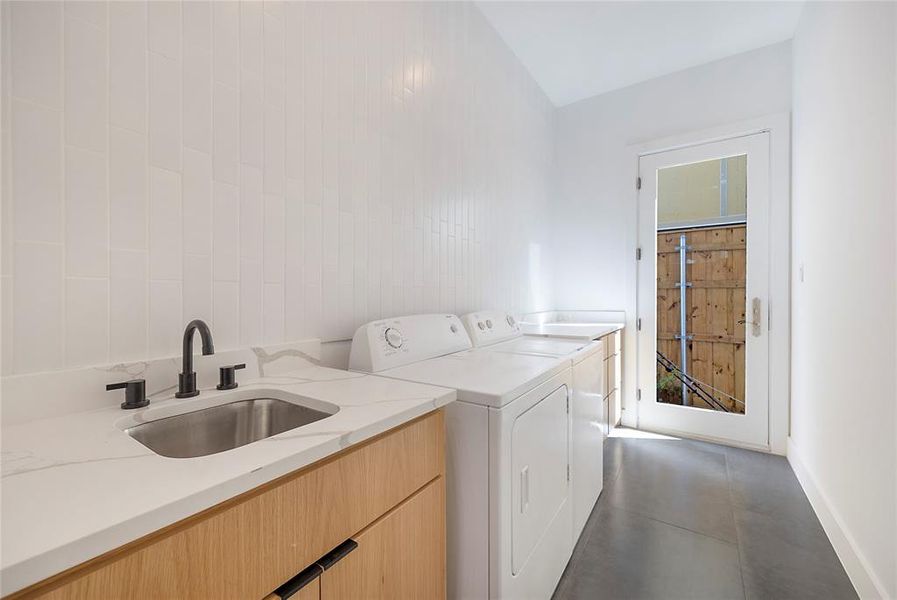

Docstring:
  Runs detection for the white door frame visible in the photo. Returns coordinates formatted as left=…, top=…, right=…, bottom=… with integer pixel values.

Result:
left=624, top=113, right=791, bottom=454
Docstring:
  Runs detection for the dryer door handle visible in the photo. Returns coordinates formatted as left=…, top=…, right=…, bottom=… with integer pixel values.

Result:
left=520, top=466, right=529, bottom=514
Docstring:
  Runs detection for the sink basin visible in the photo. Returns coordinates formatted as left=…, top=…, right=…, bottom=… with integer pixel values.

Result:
left=127, top=397, right=337, bottom=458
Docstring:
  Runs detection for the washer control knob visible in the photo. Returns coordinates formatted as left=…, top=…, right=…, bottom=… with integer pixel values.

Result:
left=477, top=321, right=486, bottom=330
left=486, top=319, right=493, bottom=329
left=384, top=327, right=404, bottom=349
left=507, top=315, right=515, bottom=326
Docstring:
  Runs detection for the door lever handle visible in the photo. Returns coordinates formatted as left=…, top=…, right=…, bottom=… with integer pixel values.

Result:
left=740, top=298, right=762, bottom=337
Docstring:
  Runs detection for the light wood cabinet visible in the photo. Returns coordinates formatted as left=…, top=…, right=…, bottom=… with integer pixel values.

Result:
left=320, top=477, right=445, bottom=600
left=9, top=410, right=446, bottom=600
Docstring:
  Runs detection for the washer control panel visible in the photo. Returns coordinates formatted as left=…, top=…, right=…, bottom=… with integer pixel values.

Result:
left=460, top=310, right=522, bottom=347
left=348, top=314, right=472, bottom=372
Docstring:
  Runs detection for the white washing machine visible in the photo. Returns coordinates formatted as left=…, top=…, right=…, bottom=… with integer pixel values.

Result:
left=349, top=314, right=574, bottom=600
left=460, top=311, right=606, bottom=541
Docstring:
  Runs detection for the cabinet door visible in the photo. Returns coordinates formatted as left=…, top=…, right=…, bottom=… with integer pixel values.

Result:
left=320, top=478, right=445, bottom=600
left=571, top=351, right=606, bottom=537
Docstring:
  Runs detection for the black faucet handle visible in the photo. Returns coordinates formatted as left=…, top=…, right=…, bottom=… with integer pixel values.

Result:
left=217, top=363, right=246, bottom=390
left=107, top=379, right=149, bottom=410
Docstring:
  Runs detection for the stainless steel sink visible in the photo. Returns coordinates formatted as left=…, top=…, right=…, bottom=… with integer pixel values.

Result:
left=127, top=397, right=337, bottom=458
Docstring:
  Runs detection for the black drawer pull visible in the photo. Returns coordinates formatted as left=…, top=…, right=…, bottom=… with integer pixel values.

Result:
left=273, top=563, right=323, bottom=599
left=316, top=539, right=358, bottom=571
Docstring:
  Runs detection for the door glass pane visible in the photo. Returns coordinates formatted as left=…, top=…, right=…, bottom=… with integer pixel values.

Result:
left=655, top=155, right=747, bottom=414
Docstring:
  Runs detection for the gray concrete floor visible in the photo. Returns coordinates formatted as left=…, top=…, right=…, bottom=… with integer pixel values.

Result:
left=553, top=432, right=857, bottom=600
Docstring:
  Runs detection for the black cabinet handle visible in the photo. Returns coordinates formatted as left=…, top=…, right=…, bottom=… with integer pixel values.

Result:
left=106, top=379, right=149, bottom=410
left=316, top=539, right=358, bottom=571
left=273, top=563, right=323, bottom=599
left=216, top=363, right=246, bottom=390
left=271, top=538, right=358, bottom=599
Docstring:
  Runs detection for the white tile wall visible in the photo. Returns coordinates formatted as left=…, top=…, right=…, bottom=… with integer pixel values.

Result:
left=1, top=0, right=555, bottom=376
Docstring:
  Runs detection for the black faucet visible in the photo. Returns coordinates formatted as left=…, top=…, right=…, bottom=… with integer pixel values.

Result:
left=176, top=319, right=215, bottom=398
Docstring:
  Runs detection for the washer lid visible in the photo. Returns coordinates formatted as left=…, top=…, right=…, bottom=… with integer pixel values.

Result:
left=377, top=352, right=568, bottom=408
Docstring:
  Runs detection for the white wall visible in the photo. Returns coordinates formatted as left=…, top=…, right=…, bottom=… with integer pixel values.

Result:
left=789, top=2, right=897, bottom=597
left=0, top=1, right=555, bottom=376
left=552, top=42, right=792, bottom=433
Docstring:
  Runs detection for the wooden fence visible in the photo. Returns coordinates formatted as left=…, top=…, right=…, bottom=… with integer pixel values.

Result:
left=656, top=224, right=746, bottom=413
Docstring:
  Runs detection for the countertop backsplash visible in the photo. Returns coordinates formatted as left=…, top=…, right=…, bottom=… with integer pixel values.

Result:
left=1, top=339, right=321, bottom=427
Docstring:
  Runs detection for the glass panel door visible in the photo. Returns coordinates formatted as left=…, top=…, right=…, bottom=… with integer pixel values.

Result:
left=637, top=133, right=770, bottom=449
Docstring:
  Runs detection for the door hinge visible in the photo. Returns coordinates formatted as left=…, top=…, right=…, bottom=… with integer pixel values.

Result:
left=636, top=247, right=642, bottom=261
left=566, top=396, right=570, bottom=414
left=637, top=388, right=642, bottom=401
left=637, top=317, right=642, bottom=331
left=636, top=176, right=642, bottom=190
left=567, top=464, right=570, bottom=482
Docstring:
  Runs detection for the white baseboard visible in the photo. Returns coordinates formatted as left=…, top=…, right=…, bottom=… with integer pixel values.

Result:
left=787, top=437, right=889, bottom=599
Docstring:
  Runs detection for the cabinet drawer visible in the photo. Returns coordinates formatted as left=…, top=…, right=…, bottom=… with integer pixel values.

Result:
left=14, top=410, right=445, bottom=600
left=320, top=477, right=446, bottom=600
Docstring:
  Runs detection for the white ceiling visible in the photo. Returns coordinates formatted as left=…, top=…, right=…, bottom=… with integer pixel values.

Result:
left=476, top=1, right=804, bottom=107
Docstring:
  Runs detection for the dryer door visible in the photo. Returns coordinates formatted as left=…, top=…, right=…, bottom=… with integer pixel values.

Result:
left=511, top=385, right=570, bottom=574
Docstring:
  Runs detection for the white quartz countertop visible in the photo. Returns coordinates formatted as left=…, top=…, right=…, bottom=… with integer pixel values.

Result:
left=520, top=322, right=624, bottom=340
left=0, top=366, right=455, bottom=595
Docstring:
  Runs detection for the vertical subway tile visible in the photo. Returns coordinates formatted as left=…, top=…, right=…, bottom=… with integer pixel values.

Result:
left=110, top=0, right=147, bottom=133
left=110, top=126, right=147, bottom=250
left=304, top=284, right=321, bottom=340
left=65, top=278, right=108, bottom=368
left=14, top=242, right=63, bottom=372
left=65, top=146, right=108, bottom=277
left=284, top=2, right=304, bottom=182
left=148, top=280, right=182, bottom=358
left=263, top=11, right=285, bottom=108
left=303, top=202, right=322, bottom=285
left=284, top=180, right=304, bottom=339
left=148, top=52, right=182, bottom=171
left=263, top=283, right=283, bottom=344
left=183, top=253, right=212, bottom=322
left=212, top=280, right=239, bottom=349
left=182, top=0, right=211, bottom=51
left=110, top=249, right=147, bottom=361
left=183, top=44, right=212, bottom=153
left=12, top=100, right=62, bottom=243
left=182, top=148, right=212, bottom=255
left=239, top=258, right=262, bottom=345
left=240, top=165, right=263, bottom=260
left=149, top=167, right=183, bottom=280
left=264, top=0, right=284, bottom=18
left=240, top=69, right=263, bottom=167
left=263, top=193, right=284, bottom=283
left=1, top=276, right=13, bottom=375
left=1, top=1, right=11, bottom=278
left=148, top=0, right=181, bottom=60
left=64, top=16, right=107, bottom=152
left=264, top=104, right=285, bottom=194
left=212, top=181, right=239, bottom=281
left=11, top=0, right=62, bottom=108
left=212, top=0, right=239, bottom=87
left=240, top=1, right=263, bottom=74
left=66, top=1, right=106, bottom=28
left=212, top=82, right=238, bottom=183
